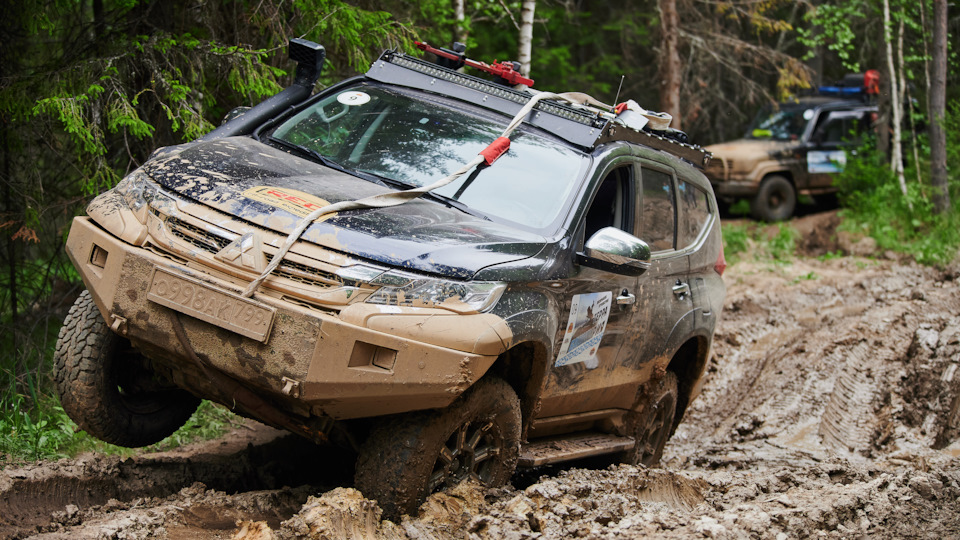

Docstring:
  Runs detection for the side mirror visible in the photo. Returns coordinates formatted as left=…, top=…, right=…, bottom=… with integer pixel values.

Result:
left=577, top=227, right=651, bottom=276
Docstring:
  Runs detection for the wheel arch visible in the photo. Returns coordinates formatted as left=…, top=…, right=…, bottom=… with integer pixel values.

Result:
left=666, top=336, right=710, bottom=430
left=757, top=169, right=797, bottom=191
left=487, top=340, right=551, bottom=440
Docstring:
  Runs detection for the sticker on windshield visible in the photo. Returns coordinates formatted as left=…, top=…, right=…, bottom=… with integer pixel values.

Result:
left=242, top=186, right=337, bottom=222
left=337, top=91, right=371, bottom=106
left=555, top=292, right=612, bottom=368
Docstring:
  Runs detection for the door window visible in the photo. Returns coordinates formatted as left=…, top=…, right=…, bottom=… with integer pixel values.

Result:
left=584, top=166, right=633, bottom=241
left=638, top=167, right=676, bottom=252
left=677, top=179, right=711, bottom=248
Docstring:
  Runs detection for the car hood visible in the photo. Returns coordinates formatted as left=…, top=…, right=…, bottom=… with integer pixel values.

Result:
left=143, top=137, right=547, bottom=279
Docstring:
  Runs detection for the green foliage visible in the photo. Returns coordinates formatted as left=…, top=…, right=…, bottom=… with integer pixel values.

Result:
left=0, top=383, right=74, bottom=463
left=0, top=392, right=241, bottom=466
left=798, top=3, right=867, bottom=72
left=728, top=199, right=751, bottom=217
left=721, top=222, right=799, bottom=265
left=835, top=130, right=960, bottom=266
left=766, top=224, right=799, bottom=263
left=722, top=224, right=751, bottom=262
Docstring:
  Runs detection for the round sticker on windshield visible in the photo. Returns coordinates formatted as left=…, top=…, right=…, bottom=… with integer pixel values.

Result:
left=803, top=109, right=814, bottom=120
left=337, top=91, right=371, bottom=106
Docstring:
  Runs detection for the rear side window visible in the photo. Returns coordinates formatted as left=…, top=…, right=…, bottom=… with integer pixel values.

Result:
left=678, top=179, right=711, bottom=248
left=638, top=167, right=676, bottom=252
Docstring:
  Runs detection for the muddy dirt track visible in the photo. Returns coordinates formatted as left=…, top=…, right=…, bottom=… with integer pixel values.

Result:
left=3, top=211, right=960, bottom=539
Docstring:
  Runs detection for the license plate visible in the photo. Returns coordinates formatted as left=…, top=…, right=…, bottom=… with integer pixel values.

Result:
left=148, top=267, right=275, bottom=342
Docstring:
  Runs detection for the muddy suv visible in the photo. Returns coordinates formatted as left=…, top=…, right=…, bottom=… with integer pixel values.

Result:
left=705, top=95, right=876, bottom=221
left=55, top=39, right=726, bottom=518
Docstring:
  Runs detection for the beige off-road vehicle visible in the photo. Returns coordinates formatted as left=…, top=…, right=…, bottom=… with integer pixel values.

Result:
left=55, top=39, right=726, bottom=519
left=705, top=96, right=876, bottom=221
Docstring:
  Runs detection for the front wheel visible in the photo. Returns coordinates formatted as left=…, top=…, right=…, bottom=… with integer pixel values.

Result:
left=355, top=377, right=521, bottom=520
left=54, top=290, right=200, bottom=447
left=618, top=371, right=678, bottom=467
left=750, top=175, right=796, bottom=222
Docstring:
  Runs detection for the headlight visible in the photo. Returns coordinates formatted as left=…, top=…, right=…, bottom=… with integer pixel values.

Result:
left=114, top=169, right=159, bottom=223
left=366, top=278, right=506, bottom=313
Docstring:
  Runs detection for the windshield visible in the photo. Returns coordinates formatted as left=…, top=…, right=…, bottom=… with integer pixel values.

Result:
left=269, top=84, right=586, bottom=230
left=745, top=104, right=812, bottom=141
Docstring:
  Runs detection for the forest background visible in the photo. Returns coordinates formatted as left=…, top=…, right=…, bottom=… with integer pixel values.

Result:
left=0, top=0, right=958, bottom=460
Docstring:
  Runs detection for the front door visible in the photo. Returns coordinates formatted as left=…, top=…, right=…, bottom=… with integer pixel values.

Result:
left=539, top=162, right=641, bottom=417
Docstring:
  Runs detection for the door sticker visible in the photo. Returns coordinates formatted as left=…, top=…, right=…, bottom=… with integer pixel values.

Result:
left=555, top=292, right=612, bottom=368
left=808, top=150, right=847, bottom=173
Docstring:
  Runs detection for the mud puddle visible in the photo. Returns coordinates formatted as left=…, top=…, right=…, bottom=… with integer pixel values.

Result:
left=4, top=212, right=960, bottom=538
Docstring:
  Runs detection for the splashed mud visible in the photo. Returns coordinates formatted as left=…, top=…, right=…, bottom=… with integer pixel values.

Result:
left=4, top=213, right=959, bottom=539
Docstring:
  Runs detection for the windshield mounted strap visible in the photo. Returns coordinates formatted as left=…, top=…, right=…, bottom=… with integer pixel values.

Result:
left=241, top=91, right=568, bottom=299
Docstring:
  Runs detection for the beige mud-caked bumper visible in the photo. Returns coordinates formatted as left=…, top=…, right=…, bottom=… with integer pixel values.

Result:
left=65, top=216, right=508, bottom=420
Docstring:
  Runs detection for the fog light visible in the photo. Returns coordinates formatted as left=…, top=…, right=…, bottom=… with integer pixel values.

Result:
left=348, top=342, right=397, bottom=372
left=90, top=244, right=108, bottom=268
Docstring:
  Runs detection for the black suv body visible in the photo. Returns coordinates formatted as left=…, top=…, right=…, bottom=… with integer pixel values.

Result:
left=55, top=40, right=726, bottom=518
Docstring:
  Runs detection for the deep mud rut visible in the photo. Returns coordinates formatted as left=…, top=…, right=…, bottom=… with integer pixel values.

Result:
left=4, top=211, right=960, bottom=539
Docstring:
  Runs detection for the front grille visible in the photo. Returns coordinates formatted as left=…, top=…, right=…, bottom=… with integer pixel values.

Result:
left=705, top=158, right=727, bottom=180
left=166, top=216, right=233, bottom=253
left=150, top=207, right=365, bottom=293
left=265, top=254, right=360, bottom=288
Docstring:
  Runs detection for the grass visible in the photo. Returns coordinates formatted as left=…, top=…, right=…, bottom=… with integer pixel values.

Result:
left=1, top=391, right=242, bottom=467
left=722, top=221, right=800, bottom=265
left=833, top=110, right=960, bottom=267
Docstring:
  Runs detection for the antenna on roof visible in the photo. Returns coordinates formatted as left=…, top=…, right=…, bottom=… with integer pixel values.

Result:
left=612, top=75, right=625, bottom=113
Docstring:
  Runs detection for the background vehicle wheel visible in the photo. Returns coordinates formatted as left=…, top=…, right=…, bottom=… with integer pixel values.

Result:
left=355, top=377, right=521, bottom=520
left=751, top=175, right=796, bottom=222
left=618, top=371, right=678, bottom=467
left=54, top=290, right=200, bottom=447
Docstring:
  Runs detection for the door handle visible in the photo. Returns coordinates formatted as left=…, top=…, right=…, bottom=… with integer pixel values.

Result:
left=672, top=281, right=690, bottom=299
left=617, top=289, right=636, bottom=305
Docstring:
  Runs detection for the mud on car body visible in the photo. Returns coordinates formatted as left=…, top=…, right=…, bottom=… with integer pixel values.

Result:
left=56, top=39, right=726, bottom=518
left=705, top=74, right=878, bottom=221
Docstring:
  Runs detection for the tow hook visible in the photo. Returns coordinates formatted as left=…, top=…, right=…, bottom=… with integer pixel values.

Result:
left=281, top=377, right=302, bottom=398
left=110, top=315, right=128, bottom=335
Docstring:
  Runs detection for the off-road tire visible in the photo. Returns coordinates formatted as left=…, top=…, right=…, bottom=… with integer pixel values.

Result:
left=751, top=175, right=796, bottom=222
left=355, top=377, right=521, bottom=520
left=54, top=290, right=200, bottom=447
left=618, top=371, right=678, bottom=467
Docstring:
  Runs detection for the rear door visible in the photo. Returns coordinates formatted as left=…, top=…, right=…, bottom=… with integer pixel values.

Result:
left=628, top=164, right=693, bottom=372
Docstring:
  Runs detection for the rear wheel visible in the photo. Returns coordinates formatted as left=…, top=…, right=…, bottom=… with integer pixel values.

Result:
left=54, top=290, right=200, bottom=447
left=355, top=377, right=521, bottom=520
left=751, top=175, right=796, bottom=222
left=618, top=371, right=678, bottom=467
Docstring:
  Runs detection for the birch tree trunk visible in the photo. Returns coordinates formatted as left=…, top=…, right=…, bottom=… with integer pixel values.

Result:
left=453, top=0, right=467, bottom=45
left=882, top=0, right=907, bottom=199
left=658, top=0, right=682, bottom=129
left=518, top=0, right=536, bottom=78
left=929, top=0, right=949, bottom=213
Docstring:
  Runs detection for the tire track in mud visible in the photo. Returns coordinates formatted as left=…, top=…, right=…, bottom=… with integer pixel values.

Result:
left=5, top=247, right=960, bottom=539
left=0, top=426, right=350, bottom=538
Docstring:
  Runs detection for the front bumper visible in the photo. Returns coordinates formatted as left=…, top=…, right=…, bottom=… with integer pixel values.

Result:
left=65, top=216, right=503, bottom=420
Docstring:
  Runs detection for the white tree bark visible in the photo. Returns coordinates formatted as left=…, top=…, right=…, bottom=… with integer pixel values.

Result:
left=454, top=0, right=467, bottom=44
left=518, top=0, right=536, bottom=78
left=882, top=0, right=907, bottom=200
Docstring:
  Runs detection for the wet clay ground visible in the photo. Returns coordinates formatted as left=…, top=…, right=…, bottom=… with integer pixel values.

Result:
left=3, top=211, right=960, bottom=539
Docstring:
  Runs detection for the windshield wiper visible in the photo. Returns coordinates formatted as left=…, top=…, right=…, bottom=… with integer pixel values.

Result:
left=267, top=137, right=388, bottom=187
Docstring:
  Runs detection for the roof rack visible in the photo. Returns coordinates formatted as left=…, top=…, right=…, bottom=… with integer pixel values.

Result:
left=367, top=49, right=711, bottom=169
